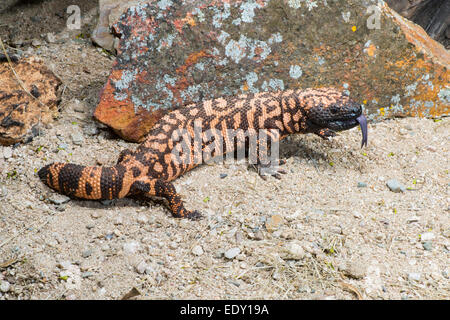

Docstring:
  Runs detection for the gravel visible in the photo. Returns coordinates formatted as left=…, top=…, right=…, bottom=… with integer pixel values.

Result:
left=0, top=29, right=448, bottom=300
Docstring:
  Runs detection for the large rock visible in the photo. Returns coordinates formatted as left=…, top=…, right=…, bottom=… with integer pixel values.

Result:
left=94, top=0, right=449, bottom=142
left=0, top=57, right=61, bottom=145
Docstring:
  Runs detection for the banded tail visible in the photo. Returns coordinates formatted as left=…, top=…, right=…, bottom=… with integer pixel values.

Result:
left=38, top=163, right=131, bottom=200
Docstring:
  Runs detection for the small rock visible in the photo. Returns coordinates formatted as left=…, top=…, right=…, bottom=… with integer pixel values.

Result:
left=386, top=179, right=406, bottom=193
left=71, top=132, right=84, bottom=146
left=192, top=245, right=204, bottom=256
left=284, top=241, right=305, bottom=260
left=113, top=216, right=123, bottom=225
left=136, top=213, right=148, bottom=224
left=357, top=182, right=367, bottom=188
left=86, top=223, right=95, bottom=230
left=91, top=212, right=101, bottom=219
left=272, top=271, right=280, bottom=280
left=83, top=124, right=99, bottom=136
left=422, top=241, right=433, bottom=251
left=339, top=261, right=366, bottom=279
left=353, top=211, right=363, bottom=219
left=265, top=214, right=284, bottom=232
left=81, top=250, right=92, bottom=258
left=31, top=39, right=42, bottom=47
left=2, top=147, right=12, bottom=159
left=331, top=226, right=343, bottom=235
left=0, top=186, right=7, bottom=198
left=58, top=143, right=68, bottom=150
left=408, top=272, right=421, bottom=282
left=224, top=247, right=240, bottom=259
left=123, top=241, right=140, bottom=255
left=81, top=271, right=94, bottom=278
left=0, top=280, right=10, bottom=293
left=253, top=230, right=264, bottom=240
left=420, top=232, right=435, bottom=242
left=219, top=173, right=227, bottom=179
left=407, top=217, right=419, bottom=223
left=235, top=230, right=244, bottom=243
left=135, top=260, right=147, bottom=274
left=48, top=194, right=71, bottom=205
left=46, top=32, right=57, bottom=43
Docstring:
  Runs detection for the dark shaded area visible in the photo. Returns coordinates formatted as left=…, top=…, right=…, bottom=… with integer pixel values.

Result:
left=386, top=0, right=450, bottom=48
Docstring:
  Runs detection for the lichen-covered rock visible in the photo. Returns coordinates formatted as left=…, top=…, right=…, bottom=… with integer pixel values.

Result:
left=0, top=57, right=61, bottom=145
left=94, top=0, right=449, bottom=142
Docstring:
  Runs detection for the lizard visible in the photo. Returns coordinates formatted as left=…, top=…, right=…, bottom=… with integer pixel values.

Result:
left=38, top=87, right=368, bottom=220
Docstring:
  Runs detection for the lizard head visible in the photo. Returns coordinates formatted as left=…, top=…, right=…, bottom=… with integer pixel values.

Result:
left=303, top=88, right=368, bottom=147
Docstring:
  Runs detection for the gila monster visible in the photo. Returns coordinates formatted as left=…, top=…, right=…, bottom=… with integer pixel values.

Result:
left=38, top=88, right=368, bottom=219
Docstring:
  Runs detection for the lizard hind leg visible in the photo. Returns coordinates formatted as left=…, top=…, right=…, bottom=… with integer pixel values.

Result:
left=130, top=177, right=202, bottom=220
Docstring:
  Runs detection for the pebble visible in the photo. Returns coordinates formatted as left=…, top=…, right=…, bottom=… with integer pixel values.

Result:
left=136, top=213, right=148, bottom=224
left=123, top=241, right=140, bottom=254
left=91, top=212, right=101, bottom=219
left=113, top=216, right=123, bottom=225
left=0, top=186, right=7, bottom=198
left=253, top=230, right=264, bottom=240
left=48, top=194, right=71, bottom=205
left=81, top=271, right=94, bottom=279
left=422, top=241, right=433, bottom=251
left=192, top=245, right=204, bottom=256
left=339, top=261, right=366, bottom=279
left=0, top=280, right=11, bottom=293
left=219, top=173, right=228, bottom=179
left=357, top=182, right=367, bottom=188
left=31, top=39, right=42, bottom=47
left=58, top=143, right=68, bottom=150
left=386, top=179, right=406, bottom=193
left=284, top=241, right=305, bottom=260
left=265, top=214, right=284, bottom=232
left=81, top=250, right=92, bottom=258
left=46, top=32, right=57, bottom=43
left=135, top=260, right=148, bottom=274
left=353, top=211, right=362, bottom=219
left=2, top=147, right=12, bottom=159
left=420, top=232, right=435, bottom=242
left=407, top=217, right=419, bottom=223
left=224, top=247, right=240, bottom=259
left=71, top=132, right=84, bottom=146
left=408, top=272, right=421, bottom=282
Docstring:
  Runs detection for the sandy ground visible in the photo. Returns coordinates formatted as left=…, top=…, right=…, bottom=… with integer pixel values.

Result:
left=0, top=3, right=449, bottom=300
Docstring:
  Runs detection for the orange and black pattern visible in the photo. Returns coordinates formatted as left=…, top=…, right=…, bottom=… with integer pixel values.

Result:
left=39, top=88, right=364, bottom=219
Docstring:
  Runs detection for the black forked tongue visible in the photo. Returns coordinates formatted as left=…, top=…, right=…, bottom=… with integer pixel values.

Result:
left=356, top=115, right=368, bottom=148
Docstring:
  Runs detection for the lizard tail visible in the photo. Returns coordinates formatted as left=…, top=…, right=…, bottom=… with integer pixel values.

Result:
left=38, top=162, right=129, bottom=200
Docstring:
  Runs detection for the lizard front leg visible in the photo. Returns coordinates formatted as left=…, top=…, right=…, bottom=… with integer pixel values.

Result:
left=253, top=129, right=287, bottom=180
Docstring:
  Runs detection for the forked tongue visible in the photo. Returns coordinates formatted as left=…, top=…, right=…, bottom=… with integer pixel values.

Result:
left=356, top=115, right=368, bottom=148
